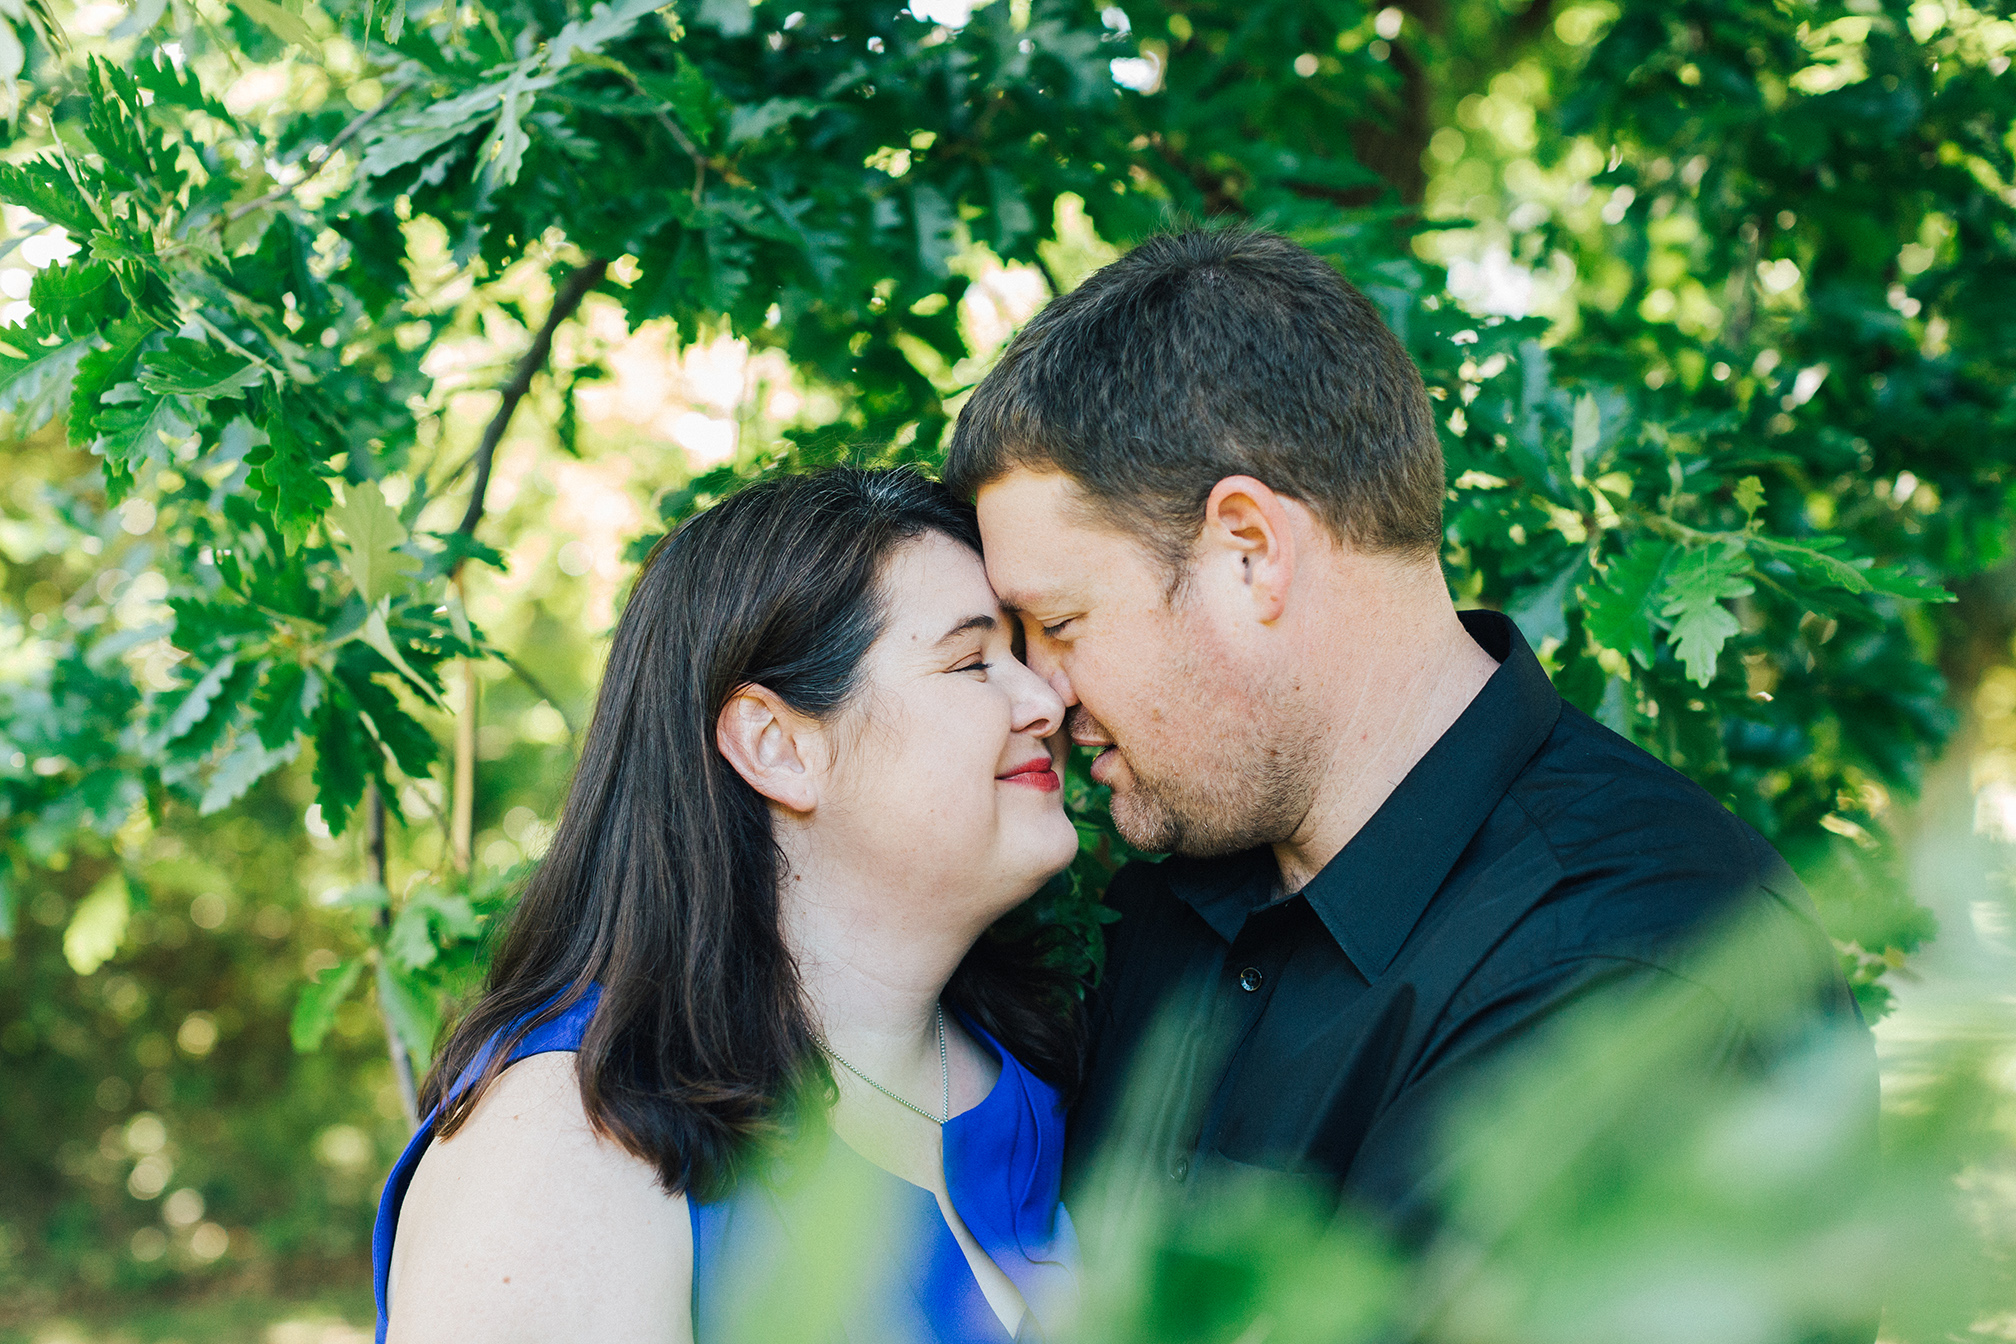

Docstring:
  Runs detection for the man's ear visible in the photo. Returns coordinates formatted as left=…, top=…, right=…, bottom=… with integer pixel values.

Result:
left=716, top=685, right=819, bottom=814
left=1200, top=475, right=1297, bottom=623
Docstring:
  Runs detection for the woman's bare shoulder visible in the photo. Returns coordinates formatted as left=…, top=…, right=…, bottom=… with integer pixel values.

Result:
left=387, top=1052, right=693, bottom=1344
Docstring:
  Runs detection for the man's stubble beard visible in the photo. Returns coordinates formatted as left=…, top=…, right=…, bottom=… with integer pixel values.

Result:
left=1082, top=696, right=1322, bottom=859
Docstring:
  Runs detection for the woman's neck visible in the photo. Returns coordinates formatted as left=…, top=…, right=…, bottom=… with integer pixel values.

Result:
left=778, top=862, right=980, bottom=1077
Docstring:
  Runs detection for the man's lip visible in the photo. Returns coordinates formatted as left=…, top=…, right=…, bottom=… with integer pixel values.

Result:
left=1087, top=746, right=1121, bottom=785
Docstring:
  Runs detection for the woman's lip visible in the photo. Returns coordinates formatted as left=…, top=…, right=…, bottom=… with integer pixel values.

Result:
left=998, top=761, right=1062, bottom=792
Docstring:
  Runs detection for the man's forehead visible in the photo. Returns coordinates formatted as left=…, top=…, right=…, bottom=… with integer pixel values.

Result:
left=977, top=474, right=1097, bottom=601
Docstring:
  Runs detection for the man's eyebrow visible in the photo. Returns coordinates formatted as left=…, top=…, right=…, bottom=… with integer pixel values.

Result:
left=935, top=613, right=997, bottom=645
left=991, top=586, right=1058, bottom=616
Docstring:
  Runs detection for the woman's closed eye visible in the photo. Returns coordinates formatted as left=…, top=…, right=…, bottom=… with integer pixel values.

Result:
left=954, top=658, right=992, bottom=677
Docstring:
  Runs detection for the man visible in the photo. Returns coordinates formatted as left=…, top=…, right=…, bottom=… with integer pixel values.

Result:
left=941, top=230, right=1873, bottom=1247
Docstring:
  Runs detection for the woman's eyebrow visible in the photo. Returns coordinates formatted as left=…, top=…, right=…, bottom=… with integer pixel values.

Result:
left=934, top=613, right=998, bottom=647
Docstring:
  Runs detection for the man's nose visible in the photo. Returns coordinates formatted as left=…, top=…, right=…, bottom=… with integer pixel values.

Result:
left=1025, top=640, right=1077, bottom=707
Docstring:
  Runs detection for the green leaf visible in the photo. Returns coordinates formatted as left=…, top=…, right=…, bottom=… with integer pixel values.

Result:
left=68, top=316, right=152, bottom=446
left=419, top=892, right=481, bottom=942
left=235, top=0, right=319, bottom=50
left=727, top=98, right=822, bottom=146
left=342, top=646, right=442, bottom=773
left=1583, top=537, right=1673, bottom=669
left=63, top=872, right=130, bottom=974
left=985, top=167, right=1036, bottom=249
left=384, top=892, right=480, bottom=972
left=1861, top=564, right=1954, bottom=603
left=86, top=228, right=146, bottom=263
left=479, top=69, right=550, bottom=189
left=331, top=481, right=420, bottom=605
left=0, top=159, right=100, bottom=234
left=94, top=383, right=195, bottom=484
left=1580, top=535, right=1677, bottom=668
left=0, top=332, right=90, bottom=434
left=376, top=955, right=440, bottom=1067
left=358, top=118, right=487, bottom=181
left=360, top=607, right=445, bottom=710
left=417, top=530, right=506, bottom=582
left=27, top=258, right=117, bottom=326
left=663, top=54, right=723, bottom=149
left=547, top=0, right=670, bottom=68
left=385, top=901, right=438, bottom=971
left=254, top=663, right=323, bottom=749
left=199, top=731, right=299, bottom=815
left=1569, top=393, right=1599, bottom=480
left=327, top=881, right=390, bottom=913
left=1658, top=541, right=1755, bottom=687
left=311, top=703, right=369, bottom=837
left=1733, top=476, right=1766, bottom=522
left=247, top=406, right=332, bottom=550
left=290, top=957, right=362, bottom=1053
left=912, top=185, right=959, bottom=277
left=1754, top=536, right=1870, bottom=595
left=168, top=596, right=271, bottom=656
left=159, top=658, right=259, bottom=770
left=1506, top=553, right=1583, bottom=650
left=147, top=655, right=239, bottom=753
left=133, top=49, right=233, bottom=121
left=136, top=337, right=264, bottom=399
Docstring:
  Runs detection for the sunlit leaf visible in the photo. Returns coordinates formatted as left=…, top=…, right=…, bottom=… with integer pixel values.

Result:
left=330, top=482, right=420, bottom=606
left=1659, top=542, right=1755, bottom=687
left=135, top=337, right=264, bottom=399
left=1583, top=537, right=1673, bottom=669
left=1734, top=476, right=1766, bottom=522
left=62, top=872, right=129, bottom=975
left=375, top=956, right=440, bottom=1068
left=290, top=957, right=362, bottom=1053
left=199, top=732, right=299, bottom=815
left=235, top=0, right=318, bottom=50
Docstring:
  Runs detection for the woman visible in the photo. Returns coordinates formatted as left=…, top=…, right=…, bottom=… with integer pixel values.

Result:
left=373, top=468, right=1084, bottom=1343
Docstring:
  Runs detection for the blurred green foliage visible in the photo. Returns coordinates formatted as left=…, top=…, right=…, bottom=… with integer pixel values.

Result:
left=0, top=0, right=2011, bottom=1331
left=1070, top=910, right=2016, bottom=1344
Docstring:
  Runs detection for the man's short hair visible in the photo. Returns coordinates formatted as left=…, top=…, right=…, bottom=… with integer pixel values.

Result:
left=943, top=228, right=1446, bottom=572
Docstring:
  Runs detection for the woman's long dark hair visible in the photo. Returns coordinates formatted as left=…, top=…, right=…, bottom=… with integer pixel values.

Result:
left=422, top=466, right=1082, bottom=1199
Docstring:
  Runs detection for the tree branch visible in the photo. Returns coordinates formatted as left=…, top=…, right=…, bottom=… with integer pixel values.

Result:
left=500, top=653, right=578, bottom=739
left=226, top=78, right=420, bottom=224
left=454, top=259, right=609, bottom=542
left=364, top=782, right=419, bottom=1131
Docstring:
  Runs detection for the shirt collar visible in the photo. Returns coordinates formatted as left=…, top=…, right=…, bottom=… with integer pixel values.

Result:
left=1165, top=610, right=1562, bottom=973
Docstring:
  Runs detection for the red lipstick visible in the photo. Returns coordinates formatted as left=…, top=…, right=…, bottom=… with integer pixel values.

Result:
left=997, top=759, right=1061, bottom=793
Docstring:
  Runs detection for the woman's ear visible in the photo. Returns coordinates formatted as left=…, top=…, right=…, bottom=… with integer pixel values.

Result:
left=716, top=685, right=820, bottom=814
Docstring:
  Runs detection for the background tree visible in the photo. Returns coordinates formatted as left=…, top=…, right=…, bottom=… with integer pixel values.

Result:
left=0, top=0, right=2011, bottom=1330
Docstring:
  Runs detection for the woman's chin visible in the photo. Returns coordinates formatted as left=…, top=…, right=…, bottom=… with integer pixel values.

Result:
left=1023, top=815, right=1082, bottom=884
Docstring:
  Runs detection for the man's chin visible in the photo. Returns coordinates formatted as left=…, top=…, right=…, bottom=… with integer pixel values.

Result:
left=1108, top=791, right=1183, bottom=856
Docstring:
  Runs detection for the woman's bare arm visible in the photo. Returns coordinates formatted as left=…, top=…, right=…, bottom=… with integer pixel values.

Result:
left=386, top=1053, right=694, bottom=1344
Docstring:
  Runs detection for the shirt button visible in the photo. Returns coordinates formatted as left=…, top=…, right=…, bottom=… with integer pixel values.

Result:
left=1170, top=1156, right=1189, bottom=1181
left=1238, top=966, right=1264, bottom=992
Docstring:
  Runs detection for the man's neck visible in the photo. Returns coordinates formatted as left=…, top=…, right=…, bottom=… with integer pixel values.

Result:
left=1271, top=580, right=1499, bottom=894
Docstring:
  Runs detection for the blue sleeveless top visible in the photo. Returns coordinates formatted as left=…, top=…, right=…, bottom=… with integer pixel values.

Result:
left=371, top=986, right=1080, bottom=1343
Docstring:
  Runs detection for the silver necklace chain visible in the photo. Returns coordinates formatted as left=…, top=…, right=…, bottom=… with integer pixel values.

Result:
left=812, top=1002, right=950, bottom=1126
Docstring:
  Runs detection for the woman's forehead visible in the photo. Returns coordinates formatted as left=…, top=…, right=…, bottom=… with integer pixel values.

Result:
left=878, top=533, right=1002, bottom=641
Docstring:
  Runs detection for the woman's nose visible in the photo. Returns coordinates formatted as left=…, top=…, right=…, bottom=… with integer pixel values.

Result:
left=1010, top=660, right=1066, bottom=740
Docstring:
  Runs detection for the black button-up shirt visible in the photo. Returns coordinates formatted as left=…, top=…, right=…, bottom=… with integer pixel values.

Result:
left=1063, top=609, right=1872, bottom=1235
